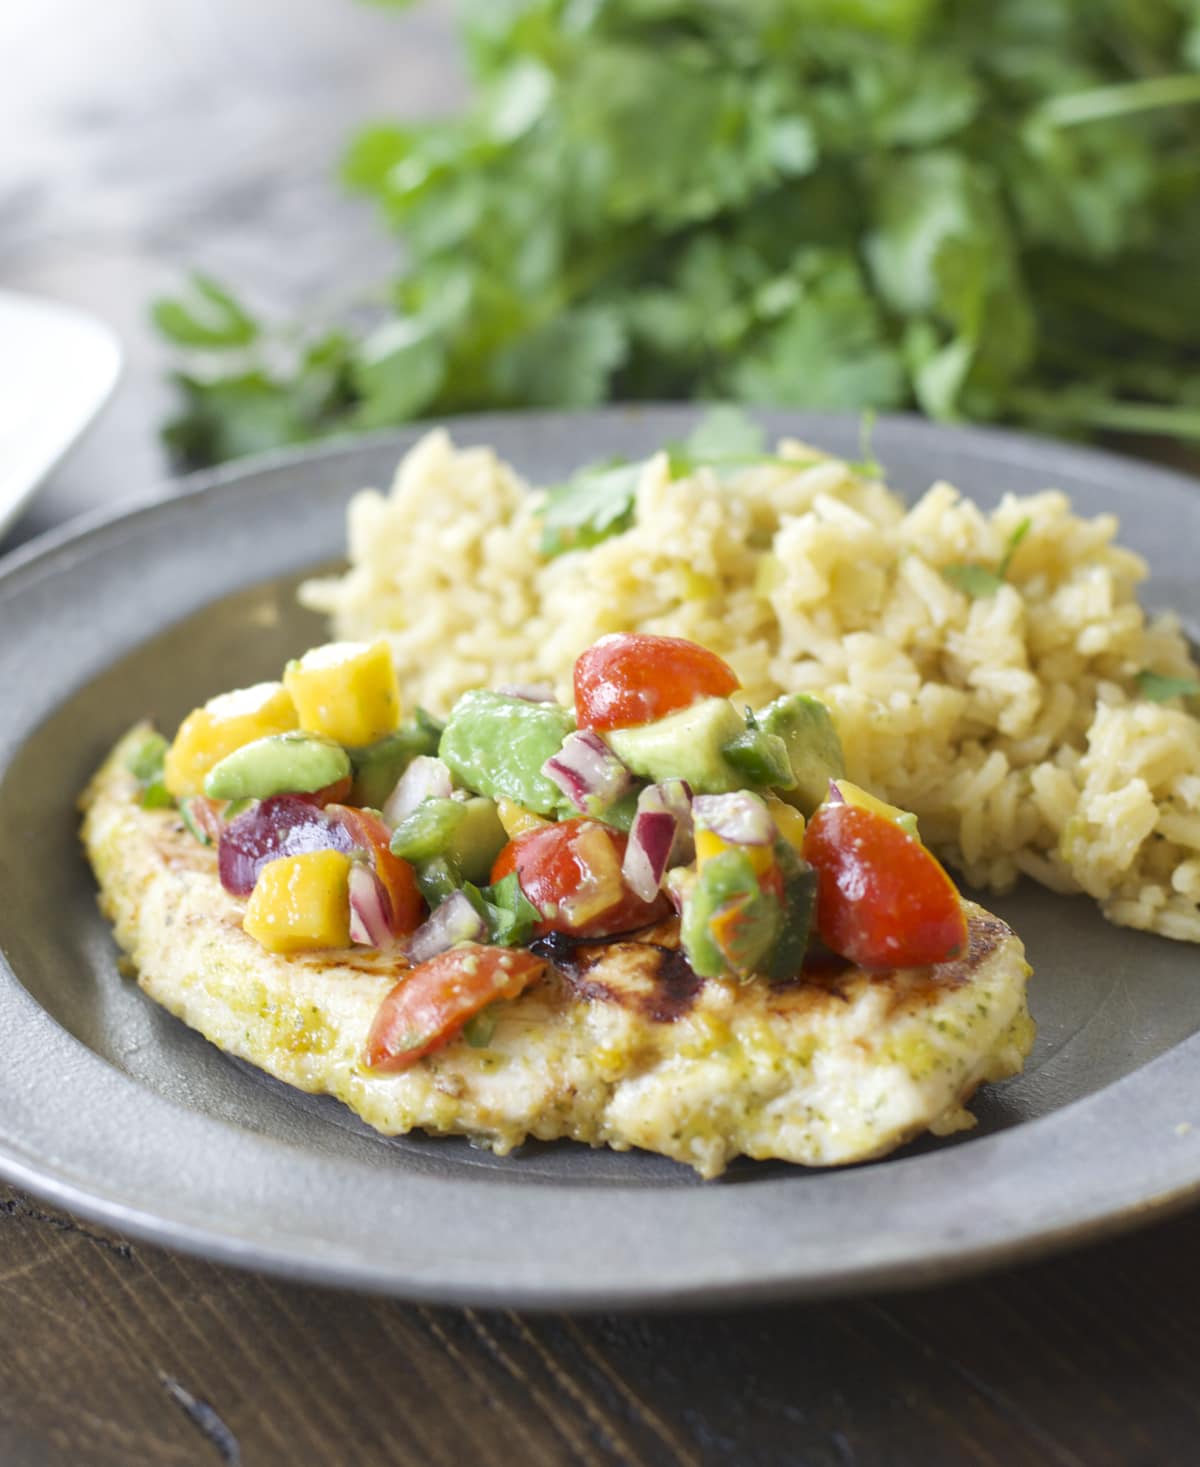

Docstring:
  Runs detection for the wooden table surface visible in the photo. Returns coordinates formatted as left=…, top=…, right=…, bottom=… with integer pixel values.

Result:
left=4, top=4, right=1200, bottom=1463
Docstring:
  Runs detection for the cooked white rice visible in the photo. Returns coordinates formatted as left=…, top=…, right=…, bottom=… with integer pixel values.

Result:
left=301, top=429, right=1200, bottom=942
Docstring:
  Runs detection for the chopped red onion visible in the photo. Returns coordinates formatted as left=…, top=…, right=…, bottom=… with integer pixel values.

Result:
left=219, top=796, right=356, bottom=896
left=621, top=779, right=696, bottom=900
left=826, top=779, right=845, bottom=804
left=497, top=681, right=557, bottom=703
left=542, top=730, right=633, bottom=814
left=348, top=862, right=394, bottom=947
left=382, top=755, right=454, bottom=827
left=644, top=779, right=694, bottom=855
left=623, top=810, right=679, bottom=902
left=692, top=791, right=776, bottom=847
left=407, top=890, right=487, bottom=964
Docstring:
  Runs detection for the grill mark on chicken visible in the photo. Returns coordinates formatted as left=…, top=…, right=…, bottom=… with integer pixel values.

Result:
left=530, top=931, right=704, bottom=1024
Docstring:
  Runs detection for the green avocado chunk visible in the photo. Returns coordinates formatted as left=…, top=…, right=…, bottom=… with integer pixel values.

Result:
left=756, top=693, right=845, bottom=814
left=438, top=690, right=575, bottom=817
left=203, top=731, right=351, bottom=801
left=349, top=709, right=443, bottom=808
left=681, top=848, right=783, bottom=980
left=388, top=795, right=505, bottom=882
left=605, top=697, right=746, bottom=794
left=762, top=841, right=818, bottom=981
left=721, top=722, right=795, bottom=788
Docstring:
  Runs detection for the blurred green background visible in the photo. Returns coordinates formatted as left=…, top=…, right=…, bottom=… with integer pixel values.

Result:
left=154, top=0, right=1200, bottom=465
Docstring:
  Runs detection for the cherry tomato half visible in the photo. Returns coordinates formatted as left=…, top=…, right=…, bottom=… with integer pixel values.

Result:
left=491, top=817, right=670, bottom=938
left=574, top=633, right=738, bottom=732
left=802, top=803, right=967, bottom=970
left=365, top=944, right=545, bottom=1072
left=327, top=805, right=424, bottom=938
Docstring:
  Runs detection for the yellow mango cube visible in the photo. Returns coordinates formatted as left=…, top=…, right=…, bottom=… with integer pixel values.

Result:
left=764, top=794, right=806, bottom=853
left=163, top=681, right=299, bottom=798
left=283, top=640, right=401, bottom=748
left=695, top=825, right=776, bottom=880
left=242, top=850, right=353, bottom=954
left=496, top=797, right=551, bottom=839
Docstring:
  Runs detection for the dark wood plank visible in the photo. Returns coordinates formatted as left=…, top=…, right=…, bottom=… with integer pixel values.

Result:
left=2, top=1178, right=1200, bottom=1467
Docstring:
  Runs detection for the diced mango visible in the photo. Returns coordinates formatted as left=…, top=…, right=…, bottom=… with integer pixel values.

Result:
left=284, top=640, right=401, bottom=748
left=833, top=779, right=919, bottom=838
left=764, top=794, right=806, bottom=853
left=242, top=850, right=353, bottom=954
left=695, top=826, right=775, bottom=880
left=496, top=797, right=551, bottom=839
left=163, top=681, right=299, bottom=798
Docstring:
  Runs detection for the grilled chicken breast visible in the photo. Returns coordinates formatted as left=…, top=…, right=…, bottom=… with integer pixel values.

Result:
left=82, top=730, right=1035, bottom=1178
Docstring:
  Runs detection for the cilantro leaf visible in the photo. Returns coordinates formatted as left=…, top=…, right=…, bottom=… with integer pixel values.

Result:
left=996, top=517, right=1033, bottom=579
left=153, top=4, right=1200, bottom=465
left=462, top=873, right=541, bottom=948
left=139, top=781, right=175, bottom=811
left=848, top=409, right=883, bottom=478
left=539, top=460, right=641, bottom=558
left=1136, top=671, right=1200, bottom=703
left=941, top=517, right=1032, bottom=598
left=940, top=564, right=1005, bottom=598
left=151, top=274, right=259, bottom=350
left=678, top=405, right=766, bottom=464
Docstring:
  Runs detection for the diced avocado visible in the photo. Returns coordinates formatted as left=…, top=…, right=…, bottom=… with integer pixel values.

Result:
left=756, top=693, right=845, bottom=814
left=761, top=841, right=817, bottom=980
left=203, top=731, right=351, bottom=801
left=606, top=697, right=746, bottom=795
left=389, top=794, right=507, bottom=883
left=447, top=797, right=508, bottom=883
left=349, top=709, right=443, bottom=808
left=681, top=848, right=783, bottom=979
left=413, top=856, right=459, bottom=907
left=722, top=722, right=795, bottom=789
left=462, top=1006, right=499, bottom=1048
left=438, top=690, right=575, bottom=817
left=595, top=785, right=641, bottom=834
left=389, top=798, right=467, bottom=862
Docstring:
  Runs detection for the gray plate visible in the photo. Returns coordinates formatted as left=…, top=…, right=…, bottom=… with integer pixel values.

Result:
left=2, top=406, right=1200, bottom=1310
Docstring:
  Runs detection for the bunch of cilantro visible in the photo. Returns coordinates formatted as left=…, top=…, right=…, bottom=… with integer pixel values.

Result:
left=157, top=0, right=1200, bottom=467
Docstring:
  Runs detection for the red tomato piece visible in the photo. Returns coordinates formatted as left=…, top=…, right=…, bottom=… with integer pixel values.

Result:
left=365, top=944, right=546, bottom=1071
left=491, top=817, right=670, bottom=938
left=574, top=633, right=738, bottom=731
left=327, top=805, right=424, bottom=938
left=802, top=803, right=968, bottom=970
left=307, top=774, right=353, bottom=807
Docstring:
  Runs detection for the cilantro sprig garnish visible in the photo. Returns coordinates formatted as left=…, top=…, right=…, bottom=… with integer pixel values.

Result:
left=1136, top=671, right=1200, bottom=703
left=152, top=4, right=1200, bottom=468
left=124, top=731, right=175, bottom=810
left=462, top=873, right=541, bottom=948
left=538, top=406, right=882, bottom=559
left=941, top=518, right=1032, bottom=598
